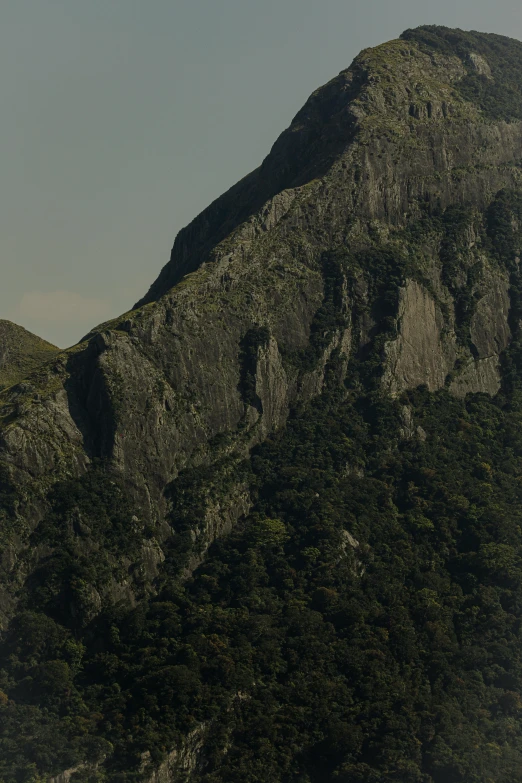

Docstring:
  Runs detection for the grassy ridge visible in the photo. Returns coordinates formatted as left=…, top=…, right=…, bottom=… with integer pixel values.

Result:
left=0, top=320, right=58, bottom=391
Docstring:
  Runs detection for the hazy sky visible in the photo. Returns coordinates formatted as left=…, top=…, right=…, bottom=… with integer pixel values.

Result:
left=3, top=1, right=522, bottom=347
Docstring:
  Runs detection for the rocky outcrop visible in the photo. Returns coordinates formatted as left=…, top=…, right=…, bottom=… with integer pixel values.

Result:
left=382, top=265, right=512, bottom=397
left=382, top=281, right=457, bottom=395
left=470, top=272, right=511, bottom=359
left=450, top=355, right=503, bottom=397
left=141, top=726, right=208, bottom=783
left=47, top=764, right=90, bottom=783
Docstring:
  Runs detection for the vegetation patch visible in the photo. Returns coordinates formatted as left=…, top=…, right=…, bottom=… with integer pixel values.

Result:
left=402, top=26, right=522, bottom=121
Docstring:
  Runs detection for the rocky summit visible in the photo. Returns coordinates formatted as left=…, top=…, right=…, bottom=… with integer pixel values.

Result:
left=4, top=25, right=522, bottom=782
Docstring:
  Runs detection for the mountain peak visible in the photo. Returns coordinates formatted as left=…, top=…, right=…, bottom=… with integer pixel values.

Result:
left=0, top=319, right=58, bottom=390
left=137, top=25, right=522, bottom=308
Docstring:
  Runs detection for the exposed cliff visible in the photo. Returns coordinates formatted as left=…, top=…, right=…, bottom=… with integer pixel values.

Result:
left=4, top=24, right=522, bottom=783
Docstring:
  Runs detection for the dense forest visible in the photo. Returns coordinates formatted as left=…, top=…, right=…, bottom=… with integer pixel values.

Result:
left=2, top=186, right=522, bottom=782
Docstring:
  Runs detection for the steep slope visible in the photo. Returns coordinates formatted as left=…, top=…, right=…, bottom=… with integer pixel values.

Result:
left=3, top=27, right=522, bottom=550
left=3, top=24, right=522, bottom=783
left=0, top=320, right=58, bottom=391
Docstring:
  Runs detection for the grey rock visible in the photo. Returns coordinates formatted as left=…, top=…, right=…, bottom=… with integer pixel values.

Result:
left=383, top=281, right=457, bottom=395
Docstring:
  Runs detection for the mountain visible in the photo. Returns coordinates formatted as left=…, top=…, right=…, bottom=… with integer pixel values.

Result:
left=0, top=320, right=57, bottom=391
left=3, top=24, right=522, bottom=782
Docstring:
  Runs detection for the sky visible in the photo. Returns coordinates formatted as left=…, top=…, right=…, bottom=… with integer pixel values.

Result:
left=2, top=1, right=522, bottom=347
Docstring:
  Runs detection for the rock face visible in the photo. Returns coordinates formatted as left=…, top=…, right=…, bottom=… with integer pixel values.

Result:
left=382, top=264, right=512, bottom=398
left=382, top=281, right=457, bottom=395
left=2, top=28, right=522, bottom=622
